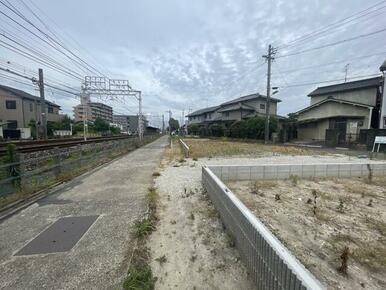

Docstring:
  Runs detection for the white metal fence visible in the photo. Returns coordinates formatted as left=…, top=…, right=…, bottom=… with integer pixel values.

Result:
left=202, top=166, right=325, bottom=290
left=179, top=138, right=190, bottom=158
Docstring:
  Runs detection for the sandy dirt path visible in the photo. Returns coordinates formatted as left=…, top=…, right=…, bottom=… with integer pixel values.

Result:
left=148, top=157, right=254, bottom=289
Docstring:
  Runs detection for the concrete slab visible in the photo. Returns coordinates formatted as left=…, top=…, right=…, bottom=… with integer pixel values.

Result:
left=0, top=136, right=168, bottom=290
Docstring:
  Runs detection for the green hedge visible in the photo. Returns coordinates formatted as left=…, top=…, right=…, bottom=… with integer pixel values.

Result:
left=188, top=116, right=278, bottom=140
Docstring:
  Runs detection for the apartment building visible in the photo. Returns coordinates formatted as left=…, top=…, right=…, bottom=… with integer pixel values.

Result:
left=113, top=114, right=148, bottom=134
left=73, top=94, right=113, bottom=123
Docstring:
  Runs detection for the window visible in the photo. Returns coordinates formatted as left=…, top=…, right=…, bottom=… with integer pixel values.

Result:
left=48, top=106, right=54, bottom=113
left=29, top=103, right=33, bottom=112
left=6, top=100, right=16, bottom=109
left=384, top=117, right=386, bottom=128
left=260, top=103, right=265, bottom=110
left=224, top=112, right=230, bottom=117
left=7, top=120, right=18, bottom=129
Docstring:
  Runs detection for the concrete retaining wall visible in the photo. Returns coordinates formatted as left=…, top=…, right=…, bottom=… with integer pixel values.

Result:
left=202, top=166, right=325, bottom=290
left=208, top=163, right=386, bottom=181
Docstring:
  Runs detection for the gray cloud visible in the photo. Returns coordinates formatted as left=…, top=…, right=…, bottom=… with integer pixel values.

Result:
left=3, top=0, right=386, bottom=124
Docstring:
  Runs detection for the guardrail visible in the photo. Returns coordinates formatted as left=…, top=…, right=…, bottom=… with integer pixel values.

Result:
left=202, top=165, right=325, bottom=290
left=178, top=138, right=190, bottom=158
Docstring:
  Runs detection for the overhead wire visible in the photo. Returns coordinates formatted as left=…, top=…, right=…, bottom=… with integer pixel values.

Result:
left=277, top=0, right=386, bottom=50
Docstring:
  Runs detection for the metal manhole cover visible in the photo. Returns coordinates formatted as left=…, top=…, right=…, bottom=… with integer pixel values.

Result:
left=15, top=215, right=99, bottom=256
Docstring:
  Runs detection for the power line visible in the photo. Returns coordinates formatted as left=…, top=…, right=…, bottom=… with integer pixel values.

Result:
left=279, top=73, right=381, bottom=88
left=277, top=0, right=386, bottom=50
left=273, top=51, right=386, bottom=74
left=21, top=0, right=112, bottom=77
left=276, top=27, right=386, bottom=58
left=0, top=0, right=105, bottom=76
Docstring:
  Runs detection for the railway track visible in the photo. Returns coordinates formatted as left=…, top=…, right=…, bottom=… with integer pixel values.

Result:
left=0, top=135, right=133, bottom=155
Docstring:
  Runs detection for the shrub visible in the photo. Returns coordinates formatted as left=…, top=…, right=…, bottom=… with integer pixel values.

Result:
left=188, top=123, right=200, bottom=135
left=208, top=124, right=225, bottom=137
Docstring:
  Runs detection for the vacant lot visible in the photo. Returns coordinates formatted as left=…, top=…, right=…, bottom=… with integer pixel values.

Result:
left=184, top=138, right=327, bottom=159
left=148, top=140, right=254, bottom=289
left=227, top=177, right=386, bottom=290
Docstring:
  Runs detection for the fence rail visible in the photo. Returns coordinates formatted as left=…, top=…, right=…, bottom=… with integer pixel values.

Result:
left=178, top=138, right=190, bottom=158
left=202, top=166, right=325, bottom=290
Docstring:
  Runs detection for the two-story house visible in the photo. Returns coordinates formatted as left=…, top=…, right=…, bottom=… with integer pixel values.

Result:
left=0, top=84, right=62, bottom=130
left=294, top=76, right=383, bottom=142
left=187, top=93, right=281, bottom=126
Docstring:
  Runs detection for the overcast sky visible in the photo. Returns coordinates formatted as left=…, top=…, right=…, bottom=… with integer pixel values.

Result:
left=1, top=0, right=386, bottom=127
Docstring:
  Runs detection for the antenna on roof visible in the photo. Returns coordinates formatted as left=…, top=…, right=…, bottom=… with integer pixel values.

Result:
left=344, top=64, right=350, bottom=83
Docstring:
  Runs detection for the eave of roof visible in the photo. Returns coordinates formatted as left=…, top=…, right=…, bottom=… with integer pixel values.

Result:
left=217, top=103, right=255, bottom=112
left=220, top=93, right=281, bottom=106
left=307, top=76, right=381, bottom=97
left=0, top=84, right=60, bottom=108
left=380, top=59, right=386, bottom=72
left=186, top=105, right=220, bottom=117
left=297, top=115, right=365, bottom=124
left=294, top=98, right=373, bottom=115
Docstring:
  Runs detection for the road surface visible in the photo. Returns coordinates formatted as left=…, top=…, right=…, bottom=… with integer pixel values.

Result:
left=0, top=136, right=168, bottom=289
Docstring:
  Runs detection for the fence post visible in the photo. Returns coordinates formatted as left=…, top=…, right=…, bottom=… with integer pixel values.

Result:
left=53, top=147, right=61, bottom=178
left=18, top=153, right=25, bottom=190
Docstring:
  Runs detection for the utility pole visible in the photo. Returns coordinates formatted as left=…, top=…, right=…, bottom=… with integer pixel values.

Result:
left=162, top=114, right=165, bottom=134
left=262, top=44, right=276, bottom=144
left=344, top=64, right=350, bottom=82
left=138, top=91, right=143, bottom=141
left=38, top=68, right=47, bottom=139
left=165, top=110, right=172, bottom=134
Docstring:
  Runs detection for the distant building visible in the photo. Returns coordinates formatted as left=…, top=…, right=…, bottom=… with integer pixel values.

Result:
left=73, top=94, right=113, bottom=123
left=0, top=84, right=62, bottom=130
left=146, top=125, right=160, bottom=134
left=113, top=114, right=148, bottom=134
left=294, top=76, right=383, bottom=142
left=187, top=93, right=281, bottom=125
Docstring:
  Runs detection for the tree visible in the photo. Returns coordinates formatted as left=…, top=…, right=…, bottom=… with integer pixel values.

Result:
left=46, top=115, right=73, bottom=137
left=110, top=126, right=121, bottom=135
left=93, top=117, right=109, bottom=132
left=208, top=124, right=225, bottom=137
left=168, top=118, right=179, bottom=132
left=28, top=119, right=37, bottom=139
left=188, top=123, right=200, bottom=135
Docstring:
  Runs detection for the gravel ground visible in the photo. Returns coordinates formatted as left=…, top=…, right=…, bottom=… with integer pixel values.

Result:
left=227, top=177, right=386, bottom=290
left=148, top=149, right=381, bottom=289
left=149, top=158, right=254, bottom=290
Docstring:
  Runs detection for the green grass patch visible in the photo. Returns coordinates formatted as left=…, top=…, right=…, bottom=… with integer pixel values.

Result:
left=123, top=263, right=155, bottom=290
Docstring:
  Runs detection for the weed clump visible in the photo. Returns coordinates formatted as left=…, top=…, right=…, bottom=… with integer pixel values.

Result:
left=337, top=198, right=345, bottom=213
left=155, top=255, right=167, bottom=265
left=337, top=246, right=350, bottom=275
left=289, top=175, right=299, bottom=187
left=133, top=219, right=155, bottom=239
left=123, top=262, right=155, bottom=290
left=152, top=172, right=161, bottom=177
left=225, top=232, right=236, bottom=248
left=312, top=190, right=318, bottom=216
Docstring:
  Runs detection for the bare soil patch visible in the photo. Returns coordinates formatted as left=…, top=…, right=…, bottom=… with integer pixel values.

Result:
left=227, top=177, right=386, bottom=290
left=184, top=138, right=326, bottom=159
left=147, top=140, right=254, bottom=289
